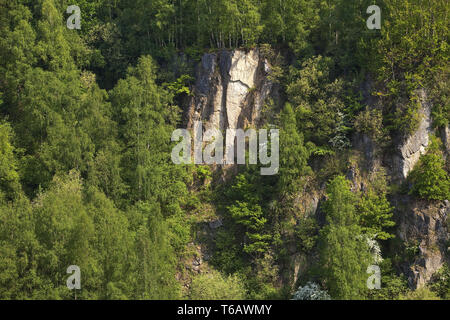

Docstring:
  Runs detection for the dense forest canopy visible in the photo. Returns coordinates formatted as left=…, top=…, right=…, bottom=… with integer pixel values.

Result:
left=0, top=0, right=448, bottom=300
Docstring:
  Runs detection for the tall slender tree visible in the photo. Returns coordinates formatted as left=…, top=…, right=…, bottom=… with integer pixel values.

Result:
left=317, top=175, right=371, bottom=299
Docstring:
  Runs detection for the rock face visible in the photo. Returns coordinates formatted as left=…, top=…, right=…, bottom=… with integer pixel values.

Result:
left=443, top=126, right=450, bottom=152
left=184, top=53, right=447, bottom=291
left=395, top=197, right=450, bottom=289
left=185, top=49, right=273, bottom=132
left=353, top=86, right=449, bottom=289
left=387, top=90, right=450, bottom=289
left=392, top=89, right=433, bottom=180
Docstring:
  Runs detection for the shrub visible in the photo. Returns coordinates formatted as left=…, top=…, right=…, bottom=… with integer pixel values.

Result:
left=400, top=287, right=441, bottom=300
left=409, top=152, right=450, bottom=201
left=354, top=107, right=385, bottom=142
left=295, top=217, right=318, bottom=253
left=189, top=270, right=246, bottom=300
left=430, top=265, right=450, bottom=299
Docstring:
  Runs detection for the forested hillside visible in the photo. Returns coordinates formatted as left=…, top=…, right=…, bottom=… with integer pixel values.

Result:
left=0, top=0, right=448, bottom=300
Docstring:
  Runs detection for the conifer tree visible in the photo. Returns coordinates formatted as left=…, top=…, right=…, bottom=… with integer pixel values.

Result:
left=318, top=176, right=371, bottom=299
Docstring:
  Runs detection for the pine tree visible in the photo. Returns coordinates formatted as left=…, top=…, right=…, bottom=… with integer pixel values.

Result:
left=0, top=122, right=20, bottom=201
left=278, top=103, right=311, bottom=199
left=110, top=55, right=188, bottom=210
left=317, top=175, right=371, bottom=299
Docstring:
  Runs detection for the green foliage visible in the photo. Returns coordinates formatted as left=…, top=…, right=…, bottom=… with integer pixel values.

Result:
left=366, top=0, right=449, bottom=134
left=0, top=1, right=191, bottom=300
left=372, top=0, right=448, bottom=82
left=226, top=174, right=271, bottom=257
left=0, top=169, right=185, bottom=299
left=30, top=171, right=99, bottom=299
left=400, top=287, right=441, bottom=301
left=295, top=217, right=318, bottom=253
left=354, top=107, right=386, bottom=143
left=0, top=122, right=20, bottom=201
left=430, top=265, right=450, bottom=299
left=430, top=70, right=450, bottom=128
left=249, top=252, right=281, bottom=299
left=357, top=191, right=395, bottom=240
left=409, top=139, right=450, bottom=201
left=212, top=229, right=245, bottom=275
left=128, top=202, right=181, bottom=299
left=163, top=74, right=194, bottom=97
left=260, top=0, right=319, bottom=56
left=317, top=176, right=372, bottom=300
left=315, top=0, right=376, bottom=71
left=110, top=55, right=188, bottom=209
left=0, top=196, right=39, bottom=299
left=278, top=103, right=311, bottom=198
left=286, top=56, right=350, bottom=147
left=212, top=166, right=280, bottom=298
left=189, top=270, right=246, bottom=300
left=367, top=259, right=408, bottom=300
left=196, top=165, right=212, bottom=184
left=0, top=0, right=448, bottom=301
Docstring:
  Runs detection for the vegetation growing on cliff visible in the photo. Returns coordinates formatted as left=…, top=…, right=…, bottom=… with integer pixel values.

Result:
left=0, top=0, right=448, bottom=300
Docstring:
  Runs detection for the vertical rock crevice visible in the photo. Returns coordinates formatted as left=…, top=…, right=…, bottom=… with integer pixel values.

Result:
left=185, top=48, right=274, bottom=135
left=392, top=89, right=433, bottom=181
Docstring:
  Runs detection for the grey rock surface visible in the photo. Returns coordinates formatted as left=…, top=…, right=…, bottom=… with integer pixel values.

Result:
left=186, top=48, right=273, bottom=134
left=396, top=197, right=449, bottom=289
left=392, top=89, right=433, bottom=180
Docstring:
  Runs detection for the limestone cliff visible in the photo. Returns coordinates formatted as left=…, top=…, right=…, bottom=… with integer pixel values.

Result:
left=395, top=198, right=449, bottom=289
left=346, top=86, right=448, bottom=289
left=185, top=49, right=274, bottom=133
left=391, top=89, right=433, bottom=181
left=185, top=50, right=448, bottom=291
left=389, top=90, right=449, bottom=288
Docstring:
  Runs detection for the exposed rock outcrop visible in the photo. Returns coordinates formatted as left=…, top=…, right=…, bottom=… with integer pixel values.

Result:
left=392, top=89, right=433, bottom=180
left=351, top=87, right=449, bottom=289
left=394, top=197, right=450, bottom=289
left=184, top=53, right=448, bottom=292
left=386, top=90, right=450, bottom=289
left=185, top=49, right=274, bottom=132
